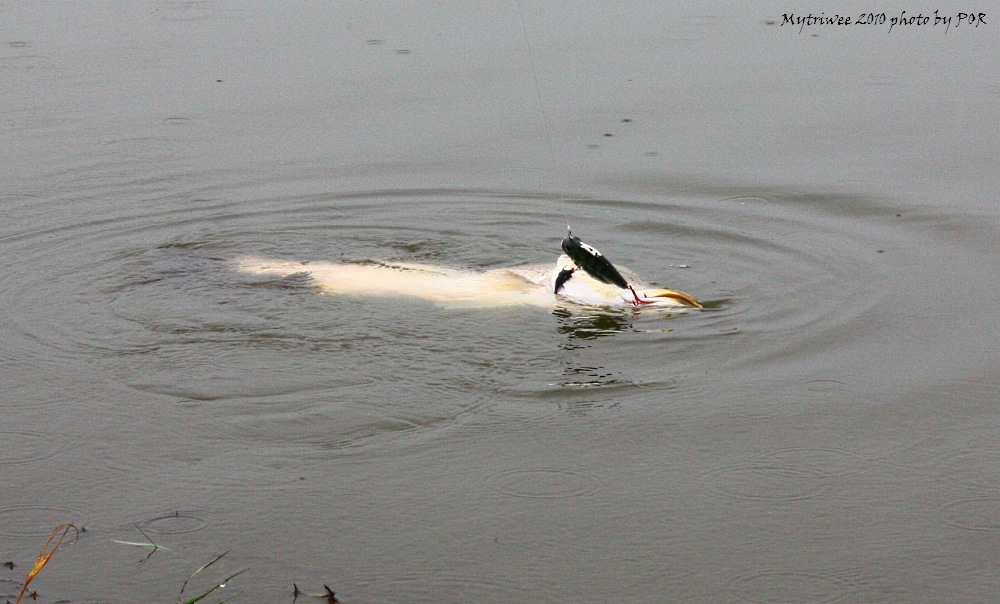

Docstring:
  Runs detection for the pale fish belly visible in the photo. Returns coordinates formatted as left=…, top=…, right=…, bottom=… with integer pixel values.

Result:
left=236, top=257, right=556, bottom=308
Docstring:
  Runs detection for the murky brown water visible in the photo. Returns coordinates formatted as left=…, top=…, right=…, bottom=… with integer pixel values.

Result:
left=2, top=2, right=998, bottom=603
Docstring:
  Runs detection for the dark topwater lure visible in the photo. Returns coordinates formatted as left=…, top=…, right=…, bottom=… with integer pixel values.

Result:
left=560, top=228, right=629, bottom=288
left=558, top=228, right=644, bottom=305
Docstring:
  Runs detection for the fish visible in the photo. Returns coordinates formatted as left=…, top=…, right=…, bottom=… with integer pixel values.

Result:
left=236, top=233, right=700, bottom=310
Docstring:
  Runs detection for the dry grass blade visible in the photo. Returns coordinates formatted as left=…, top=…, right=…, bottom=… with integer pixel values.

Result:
left=110, top=524, right=170, bottom=562
left=15, top=523, right=78, bottom=604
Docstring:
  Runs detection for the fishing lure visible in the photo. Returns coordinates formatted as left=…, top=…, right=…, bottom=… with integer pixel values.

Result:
left=558, top=228, right=644, bottom=305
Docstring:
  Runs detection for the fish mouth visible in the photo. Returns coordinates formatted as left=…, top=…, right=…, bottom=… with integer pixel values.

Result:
left=557, top=233, right=701, bottom=309
left=553, top=253, right=701, bottom=309
left=634, top=288, right=703, bottom=308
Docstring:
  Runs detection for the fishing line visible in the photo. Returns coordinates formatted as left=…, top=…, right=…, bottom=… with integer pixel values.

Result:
left=515, top=0, right=556, bottom=166
left=515, top=0, right=562, bottom=197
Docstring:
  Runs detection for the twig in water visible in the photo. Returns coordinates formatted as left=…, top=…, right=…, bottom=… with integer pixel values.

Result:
left=292, top=582, right=340, bottom=603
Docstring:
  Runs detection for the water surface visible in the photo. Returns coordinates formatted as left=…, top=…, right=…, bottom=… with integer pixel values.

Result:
left=2, top=2, right=998, bottom=602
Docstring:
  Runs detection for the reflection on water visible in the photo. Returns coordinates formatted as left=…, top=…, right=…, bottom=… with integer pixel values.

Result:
left=553, top=306, right=635, bottom=341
